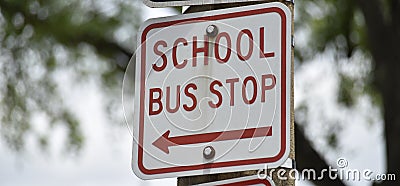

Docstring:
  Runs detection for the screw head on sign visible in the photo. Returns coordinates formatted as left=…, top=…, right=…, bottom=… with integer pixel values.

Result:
left=206, top=25, right=218, bottom=37
left=203, top=146, right=215, bottom=159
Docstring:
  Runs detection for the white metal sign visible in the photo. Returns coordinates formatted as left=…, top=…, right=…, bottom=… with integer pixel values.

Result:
left=193, top=175, right=276, bottom=186
left=131, top=2, right=291, bottom=179
left=143, top=0, right=287, bottom=8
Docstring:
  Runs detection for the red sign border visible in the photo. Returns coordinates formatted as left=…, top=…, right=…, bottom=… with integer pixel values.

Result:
left=137, top=5, right=289, bottom=175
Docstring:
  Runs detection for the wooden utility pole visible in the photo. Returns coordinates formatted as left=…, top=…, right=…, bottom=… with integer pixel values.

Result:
left=177, top=1, right=295, bottom=185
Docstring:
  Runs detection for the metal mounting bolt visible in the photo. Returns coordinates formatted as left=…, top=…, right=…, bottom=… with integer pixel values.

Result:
left=206, top=25, right=218, bottom=37
left=291, top=36, right=295, bottom=48
left=203, top=146, right=215, bottom=159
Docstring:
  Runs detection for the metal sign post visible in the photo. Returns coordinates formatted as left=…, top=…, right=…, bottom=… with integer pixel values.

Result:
left=177, top=1, right=295, bottom=185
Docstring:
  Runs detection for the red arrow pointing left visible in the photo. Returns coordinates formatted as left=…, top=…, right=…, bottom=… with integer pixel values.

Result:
left=152, top=126, right=272, bottom=154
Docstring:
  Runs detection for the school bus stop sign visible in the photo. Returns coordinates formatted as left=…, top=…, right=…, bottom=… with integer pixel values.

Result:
left=131, top=3, right=292, bottom=179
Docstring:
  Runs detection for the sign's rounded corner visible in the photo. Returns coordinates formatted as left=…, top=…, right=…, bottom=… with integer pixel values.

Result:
left=271, top=143, right=291, bottom=168
left=132, top=159, right=153, bottom=180
left=269, top=1, right=292, bottom=13
left=138, top=20, right=156, bottom=38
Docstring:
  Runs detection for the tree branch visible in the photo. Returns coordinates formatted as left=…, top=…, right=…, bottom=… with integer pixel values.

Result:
left=296, top=122, right=346, bottom=186
left=391, top=0, right=400, bottom=32
left=356, top=0, right=392, bottom=67
left=0, top=1, right=132, bottom=71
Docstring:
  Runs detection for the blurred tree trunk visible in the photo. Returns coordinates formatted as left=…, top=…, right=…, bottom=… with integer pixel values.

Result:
left=357, top=1, right=400, bottom=185
left=378, top=51, right=400, bottom=186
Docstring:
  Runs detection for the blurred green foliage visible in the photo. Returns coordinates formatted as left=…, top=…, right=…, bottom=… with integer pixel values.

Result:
left=294, top=0, right=385, bottom=150
left=0, top=0, right=141, bottom=153
left=296, top=0, right=369, bottom=59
